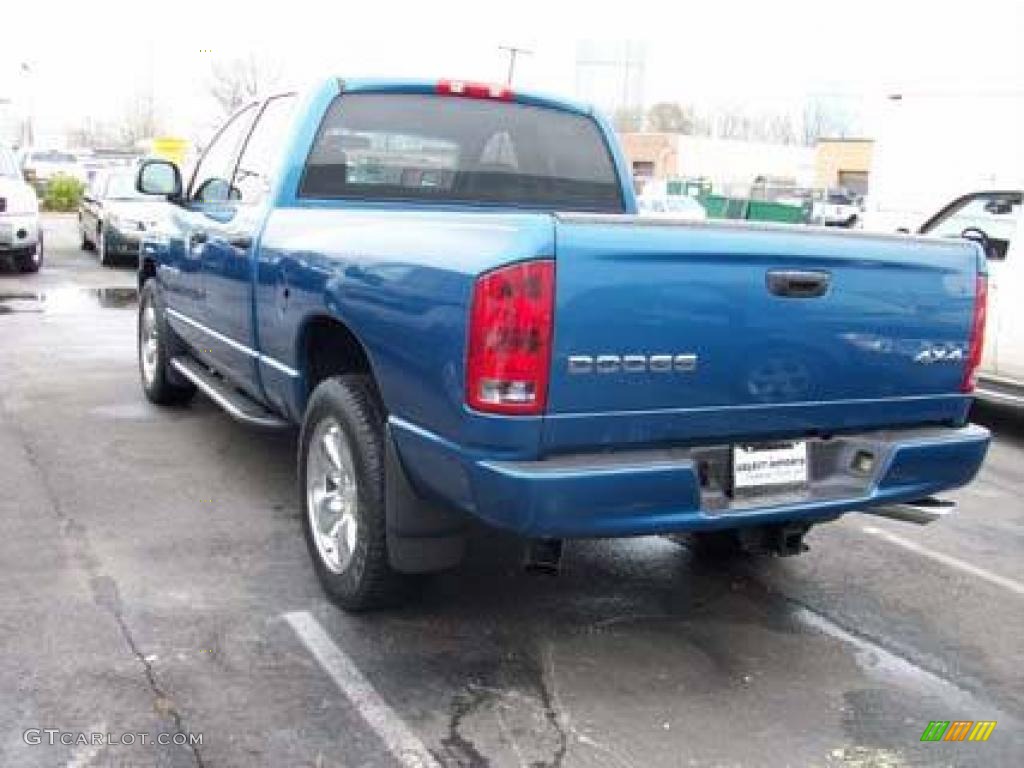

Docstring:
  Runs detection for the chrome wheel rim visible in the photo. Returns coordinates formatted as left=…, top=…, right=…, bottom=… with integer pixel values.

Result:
left=306, top=418, right=359, bottom=574
left=140, top=304, right=159, bottom=385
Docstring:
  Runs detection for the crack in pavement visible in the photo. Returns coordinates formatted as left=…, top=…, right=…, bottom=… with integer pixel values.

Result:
left=0, top=399, right=205, bottom=768
left=434, top=686, right=493, bottom=767
left=531, top=649, right=568, bottom=768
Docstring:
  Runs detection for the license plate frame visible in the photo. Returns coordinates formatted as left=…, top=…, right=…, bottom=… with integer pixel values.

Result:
left=731, top=441, right=809, bottom=495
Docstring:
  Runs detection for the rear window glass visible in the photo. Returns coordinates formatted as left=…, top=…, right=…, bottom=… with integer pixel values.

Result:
left=300, top=93, right=623, bottom=212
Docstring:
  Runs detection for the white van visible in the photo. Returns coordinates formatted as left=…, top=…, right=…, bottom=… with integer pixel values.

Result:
left=919, top=191, right=1023, bottom=403
left=0, top=145, right=43, bottom=273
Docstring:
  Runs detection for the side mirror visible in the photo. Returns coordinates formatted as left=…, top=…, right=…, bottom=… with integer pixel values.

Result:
left=137, top=159, right=182, bottom=200
left=960, top=226, right=995, bottom=259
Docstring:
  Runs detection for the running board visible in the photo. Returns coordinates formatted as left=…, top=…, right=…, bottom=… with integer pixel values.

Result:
left=863, top=496, right=956, bottom=525
left=170, top=356, right=290, bottom=429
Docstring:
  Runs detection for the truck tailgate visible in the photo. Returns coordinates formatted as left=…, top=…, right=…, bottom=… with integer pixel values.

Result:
left=545, top=215, right=981, bottom=452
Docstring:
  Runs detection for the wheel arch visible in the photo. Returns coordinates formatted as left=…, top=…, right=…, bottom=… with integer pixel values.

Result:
left=295, top=312, right=384, bottom=415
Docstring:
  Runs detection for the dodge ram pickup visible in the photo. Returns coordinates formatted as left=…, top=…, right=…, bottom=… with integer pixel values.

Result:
left=133, top=78, right=991, bottom=609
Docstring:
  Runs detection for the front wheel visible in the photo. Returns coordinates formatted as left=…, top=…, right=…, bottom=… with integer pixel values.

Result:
left=98, top=227, right=114, bottom=267
left=299, top=375, right=410, bottom=610
left=138, top=281, right=196, bottom=405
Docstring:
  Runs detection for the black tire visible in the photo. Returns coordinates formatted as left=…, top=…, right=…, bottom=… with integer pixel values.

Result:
left=138, top=280, right=196, bottom=405
left=81, top=226, right=94, bottom=251
left=17, top=234, right=43, bottom=273
left=98, top=227, right=114, bottom=267
left=299, top=375, right=410, bottom=611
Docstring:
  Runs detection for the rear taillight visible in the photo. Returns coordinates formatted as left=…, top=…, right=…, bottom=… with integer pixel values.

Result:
left=962, top=275, right=988, bottom=393
left=466, top=260, right=554, bottom=415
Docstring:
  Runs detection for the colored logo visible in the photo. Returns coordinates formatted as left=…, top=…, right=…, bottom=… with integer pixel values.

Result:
left=920, top=720, right=997, bottom=742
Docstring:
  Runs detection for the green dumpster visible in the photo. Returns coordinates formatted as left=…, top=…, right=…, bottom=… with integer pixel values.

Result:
left=698, top=195, right=809, bottom=224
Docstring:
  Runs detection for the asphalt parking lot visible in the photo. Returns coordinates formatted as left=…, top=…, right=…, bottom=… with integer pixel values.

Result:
left=2, top=214, right=1023, bottom=767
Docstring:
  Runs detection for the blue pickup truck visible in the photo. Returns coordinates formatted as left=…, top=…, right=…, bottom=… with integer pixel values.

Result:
left=134, top=77, right=991, bottom=609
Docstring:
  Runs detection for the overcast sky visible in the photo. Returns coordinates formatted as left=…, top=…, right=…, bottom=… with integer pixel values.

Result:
left=2, top=0, right=1022, bottom=144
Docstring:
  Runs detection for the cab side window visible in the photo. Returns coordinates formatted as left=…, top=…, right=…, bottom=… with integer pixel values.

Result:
left=188, top=105, right=258, bottom=204
left=233, top=95, right=297, bottom=205
left=923, top=192, right=1021, bottom=260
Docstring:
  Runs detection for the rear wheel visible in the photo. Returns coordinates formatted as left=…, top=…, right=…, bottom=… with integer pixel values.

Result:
left=138, top=281, right=196, bottom=405
left=299, top=375, right=410, bottom=610
left=17, top=235, right=43, bottom=273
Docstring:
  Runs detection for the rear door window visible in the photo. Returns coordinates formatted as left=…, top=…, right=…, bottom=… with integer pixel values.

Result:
left=234, top=95, right=297, bottom=205
left=188, top=105, right=258, bottom=204
left=299, top=93, right=624, bottom=212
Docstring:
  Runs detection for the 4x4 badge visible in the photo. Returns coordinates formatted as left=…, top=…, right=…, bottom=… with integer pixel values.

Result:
left=914, top=346, right=965, bottom=364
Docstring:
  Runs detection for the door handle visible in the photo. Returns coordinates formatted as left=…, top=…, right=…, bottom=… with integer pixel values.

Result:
left=766, top=270, right=831, bottom=298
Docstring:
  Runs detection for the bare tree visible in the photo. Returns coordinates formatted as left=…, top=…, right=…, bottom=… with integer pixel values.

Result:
left=66, top=117, right=119, bottom=150
left=646, top=102, right=694, bottom=133
left=802, top=97, right=854, bottom=145
left=208, top=55, right=282, bottom=116
left=118, top=90, right=162, bottom=149
left=612, top=106, right=644, bottom=133
left=710, top=106, right=801, bottom=145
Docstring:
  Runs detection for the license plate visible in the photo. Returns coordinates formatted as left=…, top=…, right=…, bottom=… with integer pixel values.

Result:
left=732, top=441, right=808, bottom=492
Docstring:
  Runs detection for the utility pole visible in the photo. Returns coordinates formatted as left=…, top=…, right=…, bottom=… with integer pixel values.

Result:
left=498, top=45, right=532, bottom=86
left=20, top=62, right=34, bottom=148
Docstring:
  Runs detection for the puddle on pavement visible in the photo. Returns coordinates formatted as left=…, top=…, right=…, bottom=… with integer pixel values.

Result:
left=0, top=287, right=138, bottom=315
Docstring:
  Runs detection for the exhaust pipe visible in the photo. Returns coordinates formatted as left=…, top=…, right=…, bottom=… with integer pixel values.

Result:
left=864, top=496, right=956, bottom=525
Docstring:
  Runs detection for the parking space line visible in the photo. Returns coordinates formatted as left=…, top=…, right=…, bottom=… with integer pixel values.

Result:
left=793, top=607, right=1000, bottom=715
left=861, top=525, right=1024, bottom=597
left=283, top=611, right=440, bottom=768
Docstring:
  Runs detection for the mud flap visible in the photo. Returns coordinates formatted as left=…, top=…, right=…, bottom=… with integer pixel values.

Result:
left=385, top=425, right=467, bottom=573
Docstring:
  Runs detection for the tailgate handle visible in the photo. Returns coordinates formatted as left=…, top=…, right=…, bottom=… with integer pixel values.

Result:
left=766, top=270, right=831, bottom=298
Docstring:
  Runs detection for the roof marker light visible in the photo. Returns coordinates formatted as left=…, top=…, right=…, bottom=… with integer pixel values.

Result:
left=436, top=80, right=513, bottom=101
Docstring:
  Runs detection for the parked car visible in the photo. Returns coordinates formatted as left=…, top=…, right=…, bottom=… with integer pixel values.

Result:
left=812, top=190, right=862, bottom=227
left=637, top=193, right=707, bottom=220
left=133, top=78, right=990, bottom=610
left=918, top=190, right=1023, bottom=404
left=80, top=169, right=164, bottom=266
left=20, top=148, right=87, bottom=186
left=0, top=145, right=43, bottom=273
